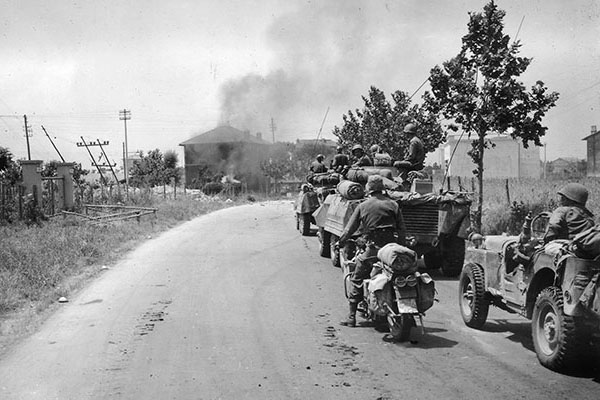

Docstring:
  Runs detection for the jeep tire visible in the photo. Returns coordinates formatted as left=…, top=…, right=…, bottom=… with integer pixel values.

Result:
left=459, top=263, right=489, bottom=329
left=532, top=286, right=583, bottom=371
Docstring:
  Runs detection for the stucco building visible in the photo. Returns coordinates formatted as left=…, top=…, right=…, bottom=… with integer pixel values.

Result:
left=439, top=134, right=541, bottom=178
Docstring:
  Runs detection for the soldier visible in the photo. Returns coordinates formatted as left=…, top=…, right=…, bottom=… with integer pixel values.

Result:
left=393, top=123, right=425, bottom=183
left=544, top=183, right=594, bottom=243
left=370, top=144, right=392, bottom=167
left=331, top=146, right=350, bottom=173
left=310, top=154, right=327, bottom=173
left=351, top=144, right=373, bottom=167
left=338, top=175, right=406, bottom=327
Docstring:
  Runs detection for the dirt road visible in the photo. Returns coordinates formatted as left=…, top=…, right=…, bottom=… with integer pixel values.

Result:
left=0, top=201, right=598, bottom=399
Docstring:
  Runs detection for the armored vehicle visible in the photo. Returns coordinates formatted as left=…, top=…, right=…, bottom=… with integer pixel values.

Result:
left=459, top=212, right=600, bottom=371
left=313, top=167, right=471, bottom=277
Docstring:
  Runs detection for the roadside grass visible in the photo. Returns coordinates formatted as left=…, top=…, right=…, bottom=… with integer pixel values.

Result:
left=0, top=190, right=250, bottom=350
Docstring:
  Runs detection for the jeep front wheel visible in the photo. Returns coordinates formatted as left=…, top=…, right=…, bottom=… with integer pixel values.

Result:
left=459, top=263, right=489, bottom=329
left=532, top=286, right=581, bottom=371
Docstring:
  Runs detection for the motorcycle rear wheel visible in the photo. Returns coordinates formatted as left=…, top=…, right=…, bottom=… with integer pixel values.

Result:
left=388, top=314, right=413, bottom=342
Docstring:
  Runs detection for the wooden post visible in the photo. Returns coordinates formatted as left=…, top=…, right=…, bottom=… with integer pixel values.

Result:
left=446, top=176, right=451, bottom=191
left=505, top=179, right=511, bottom=205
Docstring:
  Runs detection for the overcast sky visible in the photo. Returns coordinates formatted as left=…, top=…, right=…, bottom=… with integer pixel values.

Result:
left=0, top=0, right=598, bottom=168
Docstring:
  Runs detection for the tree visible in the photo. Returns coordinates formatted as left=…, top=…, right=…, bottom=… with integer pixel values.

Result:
left=0, top=147, right=21, bottom=184
left=332, top=86, right=445, bottom=160
left=163, top=150, right=182, bottom=185
left=424, top=1, right=559, bottom=232
left=129, top=149, right=165, bottom=188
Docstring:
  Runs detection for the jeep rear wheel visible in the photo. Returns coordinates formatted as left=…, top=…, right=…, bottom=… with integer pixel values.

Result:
left=459, top=263, right=489, bottom=329
left=532, top=286, right=582, bottom=371
left=441, top=236, right=465, bottom=277
left=300, top=213, right=311, bottom=236
left=319, top=228, right=331, bottom=258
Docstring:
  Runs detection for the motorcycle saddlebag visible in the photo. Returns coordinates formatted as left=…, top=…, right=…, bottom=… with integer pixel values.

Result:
left=416, top=273, right=435, bottom=313
left=364, top=278, right=394, bottom=317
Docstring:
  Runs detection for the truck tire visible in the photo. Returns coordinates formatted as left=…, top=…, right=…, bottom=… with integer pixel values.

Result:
left=330, top=235, right=341, bottom=268
left=300, top=213, right=311, bottom=236
left=441, top=236, right=465, bottom=277
left=319, top=228, right=331, bottom=258
left=423, top=250, right=442, bottom=270
left=459, top=263, right=489, bottom=329
left=532, top=286, right=583, bottom=371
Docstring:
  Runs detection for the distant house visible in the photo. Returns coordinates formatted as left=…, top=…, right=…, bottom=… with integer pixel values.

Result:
left=549, top=157, right=580, bottom=178
left=295, top=138, right=338, bottom=150
left=438, top=134, right=541, bottom=178
left=583, top=125, right=600, bottom=177
left=179, top=125, right=271, bottom=190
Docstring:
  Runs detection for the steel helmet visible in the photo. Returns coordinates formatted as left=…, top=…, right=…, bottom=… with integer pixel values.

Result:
left=403, top=123, right=417, bottom=134
left=369, top=144, right=381, bottom=153
left=316, top=154, right=324, bottom=161
left=365, top=174, right=385, bottom=194
left=557, top=183, right=588, bottom=206
left=351, top=144, right=364, bottom=152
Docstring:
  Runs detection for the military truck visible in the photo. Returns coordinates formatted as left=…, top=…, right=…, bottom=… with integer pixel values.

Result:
left=458, top=212, right=600, bottom=371
left=313, top=167, right=472, bottom=277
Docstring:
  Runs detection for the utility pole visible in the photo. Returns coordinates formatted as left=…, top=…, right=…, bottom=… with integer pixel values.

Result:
left=119, top=109, right=131, bottom=195
left=23, top=114, right=32, bottom=160
left=543, top=142, right=547, bottom=180
left=270, top=117, right=276, bottom=143
left=96, top=138, right=119, bottom=184
left=41, top=125, right=65, bottom=162
left=77, top=137, right=106, bottom=183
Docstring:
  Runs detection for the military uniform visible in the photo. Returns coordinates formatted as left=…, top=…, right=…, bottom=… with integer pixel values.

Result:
left=339, top=184, right=406, bottom=306
left=352, top=154, right=373, bottom=167
left=544, top=205, right=594, bottom=243
left=394, top=123, right=425, bottom=182
left=310, top=160, right=327, bottom=173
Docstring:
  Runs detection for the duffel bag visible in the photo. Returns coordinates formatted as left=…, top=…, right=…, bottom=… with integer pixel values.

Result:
left=570, top=225, right=600, bottom=259
left=377, top=243, right=417, bottom=274
left=337, top=180, right=365, bottom=200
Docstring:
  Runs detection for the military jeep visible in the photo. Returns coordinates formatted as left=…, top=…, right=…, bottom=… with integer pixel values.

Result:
left=459, top=213, right=600, bottom=371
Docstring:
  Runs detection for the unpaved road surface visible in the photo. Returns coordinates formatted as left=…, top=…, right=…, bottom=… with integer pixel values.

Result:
left=0, top=201, right=598, bottom=399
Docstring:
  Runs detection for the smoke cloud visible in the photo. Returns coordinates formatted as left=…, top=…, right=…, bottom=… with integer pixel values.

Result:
left=218, top=0, right=459, bottom=143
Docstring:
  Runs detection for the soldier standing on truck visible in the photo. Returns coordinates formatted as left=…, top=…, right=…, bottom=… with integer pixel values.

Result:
left=351, top=144, right=373, bottom=167
left=393, top=123, right=425, bottom=183
left=310, top=154, right=328, bottom=173
left=338, top=175, right=407, bottom=327
left=544, top=183, right=594, bottom=243
left=331, top=146, right=350, bottom=173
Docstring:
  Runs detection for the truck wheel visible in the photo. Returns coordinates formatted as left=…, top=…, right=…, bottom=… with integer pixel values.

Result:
left=441, top=236, right=465, bottom=277
left=423, top=250, right=442, bottom=270
left=330, top=235, right=341, bottom=268
left=388, top=314, right=413, bottom=342
left=459, top=263, right=489, bottom=329
left=300, top=213, right=311, bottom=236
left=532, top=286, right=582, bottom=371
left=319, top=228, right=331, bottom=258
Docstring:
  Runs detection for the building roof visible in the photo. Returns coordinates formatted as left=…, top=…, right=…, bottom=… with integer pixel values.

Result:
left=179, top=125, right=270, bottom=146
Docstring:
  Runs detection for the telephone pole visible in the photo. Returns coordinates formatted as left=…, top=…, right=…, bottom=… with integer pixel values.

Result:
left=23, top=114, right=32, bottom=160
left=270, top=117, right=276, bottom=143
left=119, top=109, right=131, bottom=195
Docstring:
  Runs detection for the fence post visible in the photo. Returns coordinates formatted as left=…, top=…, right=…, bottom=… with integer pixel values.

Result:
left=505, top=178, right=511, bottom=205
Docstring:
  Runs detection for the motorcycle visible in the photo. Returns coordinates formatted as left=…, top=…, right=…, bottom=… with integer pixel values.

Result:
left=339, top=239, right=436, bottom=341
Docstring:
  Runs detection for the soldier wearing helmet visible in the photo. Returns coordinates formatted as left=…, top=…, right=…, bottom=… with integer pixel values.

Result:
left=393, top=123, right=425, bottom=183
left=544, top=183, right=594, bottom=243
left=338, top=175, right=406, bottom=327
left=351, top=144, right=373, bottom=167
left=331, top=145, right=350, bottom=173
left=310, top=154, right=327, bottom=173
